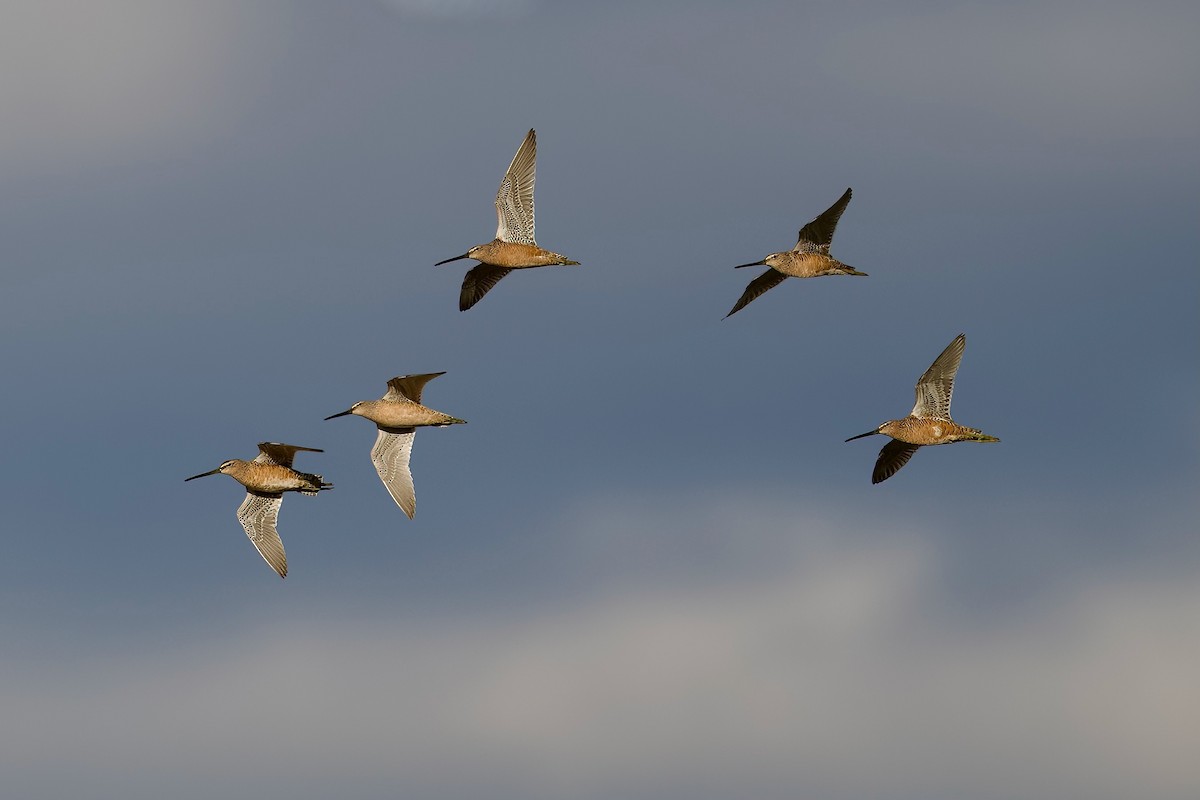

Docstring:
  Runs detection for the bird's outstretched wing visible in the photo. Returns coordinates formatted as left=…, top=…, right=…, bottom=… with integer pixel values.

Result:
left=384, top=373, right=446, bottom=404
left=371, top=427, right=417, bottom=518
left=254, top=442, right=323, bottom=468
left=495, top=129, right=537, bottom=245
left=460, top=264, right=513, bottom=311
left=872, top=441, right=921, bottom=484
left=236, top=491, right=287, bottom=578
left=726, top=269, right=787, bottom=318
left=911, top=333, right=966, bottom=420
left=794, top=187, right=852, bottom=253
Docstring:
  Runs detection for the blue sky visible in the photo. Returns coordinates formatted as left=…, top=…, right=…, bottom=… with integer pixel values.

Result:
left=1, top=1, right=1197, bottom=798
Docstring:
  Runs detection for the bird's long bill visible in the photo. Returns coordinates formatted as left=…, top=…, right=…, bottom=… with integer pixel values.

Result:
left=324, top=409, right=353, bottom=420
left=184, top=468, right=221, bottom=481
left=434, top=252, right=471, bottom=266
left=733, top=259, right=767, bottom=269
left=844, top=430, right=881, bottom=442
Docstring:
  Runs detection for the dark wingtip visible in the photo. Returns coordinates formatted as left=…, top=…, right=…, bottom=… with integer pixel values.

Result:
left=459, top=288, right=480, bottom=312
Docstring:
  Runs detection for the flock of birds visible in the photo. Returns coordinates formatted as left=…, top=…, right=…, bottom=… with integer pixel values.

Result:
left=186, top=129, right=1001, bottom=578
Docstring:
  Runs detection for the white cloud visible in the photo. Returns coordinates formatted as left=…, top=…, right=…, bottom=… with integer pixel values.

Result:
left=2, top=499, right=1197, bottom=799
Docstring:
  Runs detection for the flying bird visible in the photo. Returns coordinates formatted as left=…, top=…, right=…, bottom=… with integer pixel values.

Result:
left=325, top=372, right=466, bottom=518
left=846, top=333, right=999, bottom=484
left=435, top=129, right=580, bottom=311
left=725, top=187, right=865, bottom=318
left=185, top=442, right=332, bottom=578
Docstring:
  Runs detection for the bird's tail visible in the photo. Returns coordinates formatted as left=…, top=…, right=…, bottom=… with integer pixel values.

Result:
left=299, top=472, right=334, bottom=494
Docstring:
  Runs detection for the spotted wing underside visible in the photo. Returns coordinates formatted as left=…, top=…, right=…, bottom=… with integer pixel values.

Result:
left=495, top=129, right=537, bottom=245
left=371, top=427, right=417, bottom=518
left=236, top=491, right=287, bottom=578
left=911, top=333, right=966, bottom=420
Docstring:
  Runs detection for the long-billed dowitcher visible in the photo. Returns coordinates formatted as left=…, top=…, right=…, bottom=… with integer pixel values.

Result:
left=185, top=442, right=332, bottom=578
left=435, top=129, right=580, bottom=311
left=725, top=187, right=865, bottom=318
left=325, top=372, right=466, bottom=518
left=846, top=333, right=999, bottom=484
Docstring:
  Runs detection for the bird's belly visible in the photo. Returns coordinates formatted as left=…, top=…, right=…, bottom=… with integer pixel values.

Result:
left=479, top=242, right=551, bottom=268
left=242, top=466, right=310, bottom=493
left=891, top=420, right=950, bottom=446
left=776, top=254, right=831, bottom=278
left=370, top=404, right=444, bottom=428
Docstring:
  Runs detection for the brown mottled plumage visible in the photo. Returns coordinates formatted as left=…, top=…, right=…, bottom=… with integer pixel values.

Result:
left=726, top=187, right=865, bottom=318
left=325, top=372, right=466, bottom=518
left=185, top=442, right=332, bottom=578
left=846, top=334, right=999, bottom=483
left=435, top=129, right=579, bottom=310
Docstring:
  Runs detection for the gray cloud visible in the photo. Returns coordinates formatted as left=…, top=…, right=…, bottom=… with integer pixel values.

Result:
left=0, top=4, right=1196, bottom=797
left=374, top=0, right=534, bottom=19
left=4, top=501, right=1197, bottom=800
left=0, top=1, right=286, bottom=175
left=830, top=4, right=1200, bottom=139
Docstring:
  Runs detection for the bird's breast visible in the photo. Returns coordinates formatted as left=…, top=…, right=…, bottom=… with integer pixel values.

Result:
left=233, top=463, right=311, bottom=493
left=773, top=253, right=832, bottom=278
left=366, top=402, right=450, bottom=429
left=476, top=241, right=551, bottom=268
